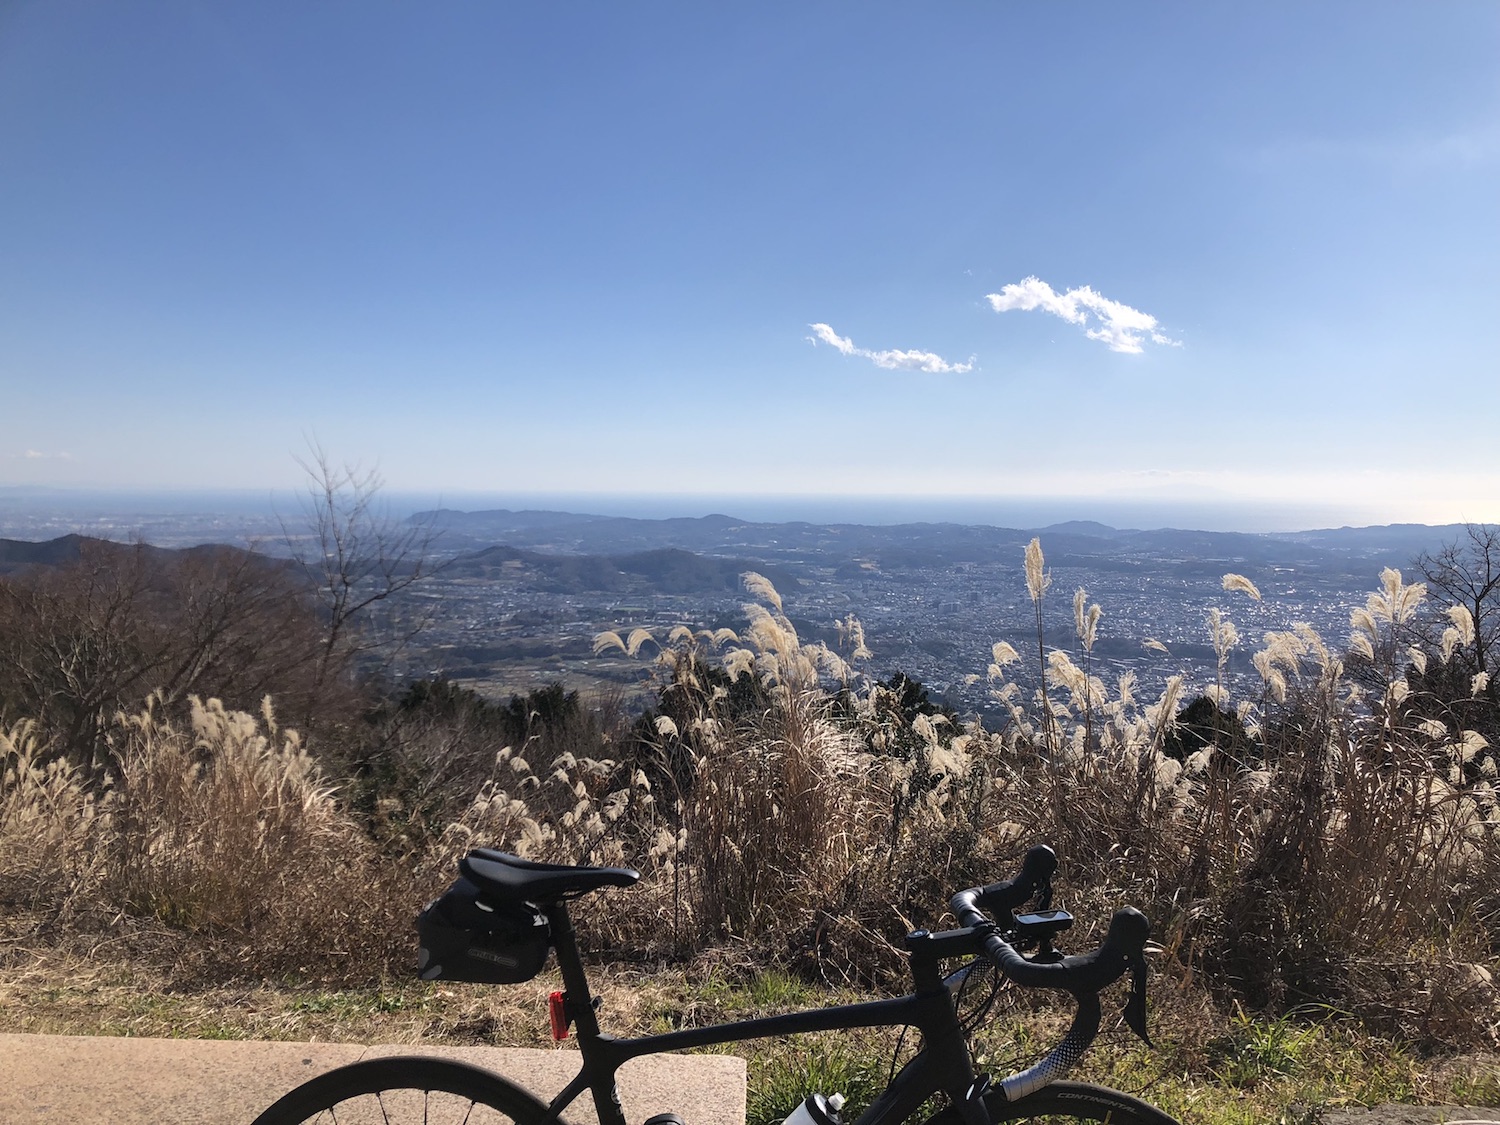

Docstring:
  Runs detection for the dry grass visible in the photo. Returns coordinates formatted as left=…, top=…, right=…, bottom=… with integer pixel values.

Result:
left=3, top=552, right=1499, bottom=1058
left=0, top=718, right=107, bottom=911
left=1, top=697, right=425, bottom=984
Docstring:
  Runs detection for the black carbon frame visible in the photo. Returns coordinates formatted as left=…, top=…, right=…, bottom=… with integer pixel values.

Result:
left=543, top=902, right=990, bottom=1125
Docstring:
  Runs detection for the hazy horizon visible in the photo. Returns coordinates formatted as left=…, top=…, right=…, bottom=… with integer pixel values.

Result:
left=0, top=483, right=1469, bottom=537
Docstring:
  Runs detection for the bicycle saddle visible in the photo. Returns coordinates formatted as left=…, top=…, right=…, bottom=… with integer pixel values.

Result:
left=461, top=849, right=641, bottom=902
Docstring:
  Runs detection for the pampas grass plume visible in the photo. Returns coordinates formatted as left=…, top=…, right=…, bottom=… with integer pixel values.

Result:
left=1024, top=538, right=1050, bottom=603
left=1222, top=573, right=1262, bottom=600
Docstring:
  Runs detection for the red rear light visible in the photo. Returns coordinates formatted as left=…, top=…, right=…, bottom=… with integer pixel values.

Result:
left=549, top=990, right=569, bottom=1040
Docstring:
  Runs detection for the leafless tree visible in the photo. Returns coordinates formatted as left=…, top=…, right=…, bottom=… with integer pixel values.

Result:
left=0, top=539, right=326, bottom=770
left=1415, top=522, right=1500, bottom=680
left=1401, top=524, right=1500, bottom=762
left=283, top=445, right=440, bottom=728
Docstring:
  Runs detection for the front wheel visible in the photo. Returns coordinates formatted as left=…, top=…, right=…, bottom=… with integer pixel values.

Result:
left=927, top=1080, right=1181, bottom=1124
left=251, top=1056, right=553, bottom=1125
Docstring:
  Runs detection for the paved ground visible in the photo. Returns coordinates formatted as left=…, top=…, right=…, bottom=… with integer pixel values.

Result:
left=4, top=1032, right=1493, bottom=1124
left=0, top=1032, right=746, bottom=1124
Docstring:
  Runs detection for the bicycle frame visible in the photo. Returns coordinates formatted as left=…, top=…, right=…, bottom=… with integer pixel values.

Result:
left=542, top=900, right=994, bottom=1125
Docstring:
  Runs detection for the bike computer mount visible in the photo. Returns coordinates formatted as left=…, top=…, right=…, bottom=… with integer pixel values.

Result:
left=1010, top=908, right=1074, bottom=955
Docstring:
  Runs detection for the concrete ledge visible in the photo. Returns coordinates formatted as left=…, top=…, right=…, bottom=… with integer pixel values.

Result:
left=0, top=1033, right=746, bottom=1125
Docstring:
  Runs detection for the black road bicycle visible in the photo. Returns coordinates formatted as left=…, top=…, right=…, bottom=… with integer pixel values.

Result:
left=253, top=844, right=1182, bottom=1125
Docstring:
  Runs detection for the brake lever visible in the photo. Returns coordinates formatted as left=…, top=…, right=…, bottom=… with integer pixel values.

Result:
left=1122, top=951, right=1151, bottom=1046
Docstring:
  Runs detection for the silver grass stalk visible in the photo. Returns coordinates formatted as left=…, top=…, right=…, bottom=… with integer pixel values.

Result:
left=592, top=631, right=627, bottom=655
left=1024, top=537, right=1056, bottom=751
left=741, top=571, right=783, bottom=613
left=1443, top=627, right=1463, bottom=662
left=991, top=641, right=1021, bottom=666
left=1369, top=568, right=1427, bottom=626
left=1294, top=623, right=1330, bottom=670
left=1084, top=604, right=1102, bottom=652
left=1025, top=538, right=1050, bottom=603
left=1222, top=573, right=1262, bottom=601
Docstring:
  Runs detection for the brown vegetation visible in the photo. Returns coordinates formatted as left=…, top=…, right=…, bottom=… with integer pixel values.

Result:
left=0, top=539, right=330, bottom=767
left=2, top=529, right=1498, bottom=1062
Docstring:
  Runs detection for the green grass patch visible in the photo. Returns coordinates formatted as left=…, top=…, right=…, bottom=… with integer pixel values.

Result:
left=745, top=1032, right=894, bottom=1125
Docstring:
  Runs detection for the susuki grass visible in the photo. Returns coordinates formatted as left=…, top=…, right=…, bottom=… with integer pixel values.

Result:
left=2, top=695, right=420, bottom=982
left=3, top=539, right=1498, bottom=1102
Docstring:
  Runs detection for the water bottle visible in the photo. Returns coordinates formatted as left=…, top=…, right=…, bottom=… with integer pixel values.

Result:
left=780, top=1093, right=845, bottom=1125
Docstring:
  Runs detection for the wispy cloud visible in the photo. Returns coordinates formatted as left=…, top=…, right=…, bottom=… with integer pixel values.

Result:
left=808, top=323, right=974, bottom=374
left=985, top=277, right=1179, bottom=354
left=6, top=450, right=73, bottom=460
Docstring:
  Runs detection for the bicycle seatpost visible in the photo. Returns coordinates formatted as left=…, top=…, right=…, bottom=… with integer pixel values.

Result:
left=547, top=899, right=603, bottom=1041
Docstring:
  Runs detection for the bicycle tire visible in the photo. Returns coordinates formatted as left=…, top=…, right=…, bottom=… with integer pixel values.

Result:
left=928, top=1079, right=1181, bottom=1124
left=251, top=1055, right=554, bottom=1125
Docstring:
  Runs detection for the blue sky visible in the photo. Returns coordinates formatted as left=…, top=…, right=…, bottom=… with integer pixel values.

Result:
left=2, top=2, right=1498, bottom=528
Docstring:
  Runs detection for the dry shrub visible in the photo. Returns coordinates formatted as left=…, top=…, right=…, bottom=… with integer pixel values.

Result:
left=104, top=696, right=425, bottom=980
left=965, top=556, right=1500, bottom=1044
left=107, top=697, right=337, bottom=927
left=441, top=581, right=882, bottom=959
left=624, top=550, right=1497, bottom=1038
left=664, top=578, right=879, bottom=947
left=364, top=681, right=624, bottom=857
left=686, top=694, right=867, bottom=940
left=0, top=539, right=335, bottom=771
left=0, top=719, right=108, bottom=912
left=670, top=619, right=871, bottom=943
left=3, top=697, right=423, bottom=982
left=561, top=561, right=1498, bottom=1032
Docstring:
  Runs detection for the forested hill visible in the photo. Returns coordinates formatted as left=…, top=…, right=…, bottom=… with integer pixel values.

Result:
left=0, top=534, right=94, bottom=574
left=0, top=534, right=272, bottom=578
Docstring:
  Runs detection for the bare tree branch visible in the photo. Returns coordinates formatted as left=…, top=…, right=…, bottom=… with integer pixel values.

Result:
left=281, top=443, right=441, bottom=726
left=1415, top=522, right=1500, bottom=677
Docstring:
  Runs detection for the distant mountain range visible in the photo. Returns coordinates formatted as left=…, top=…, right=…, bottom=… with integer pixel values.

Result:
left=414, top=508, right=1467, bottom=577
left=4, top=512, right=1473, bottom=597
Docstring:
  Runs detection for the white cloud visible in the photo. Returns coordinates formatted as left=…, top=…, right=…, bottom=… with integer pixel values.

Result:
left=807, top=323, right=974, bottom=374
left=810, top=324, right=972, bottom=376
left=7, top=450, right=72, bottom=460
left=985, top=277, right=1179, bottom=354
